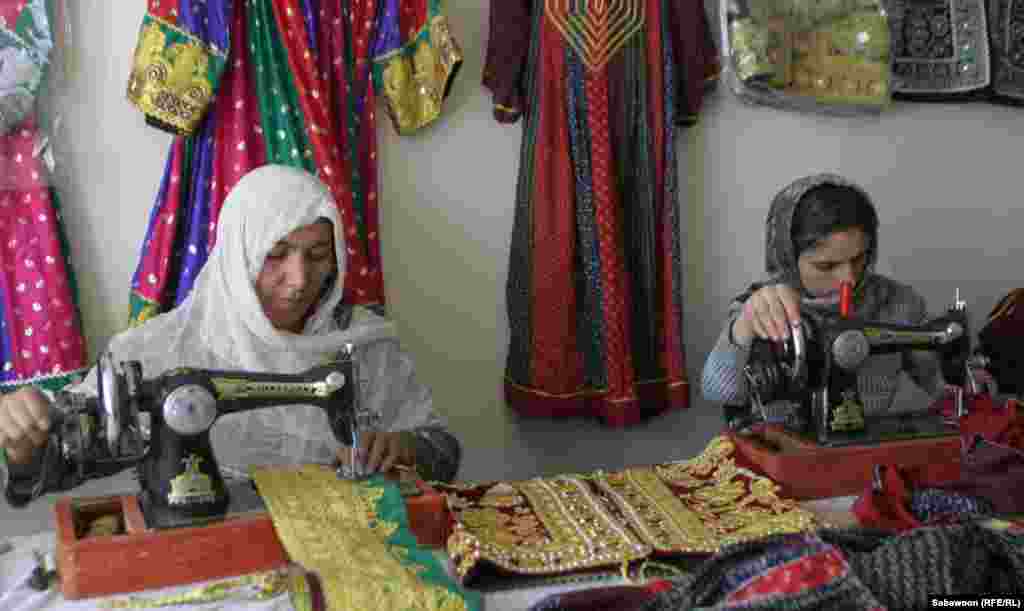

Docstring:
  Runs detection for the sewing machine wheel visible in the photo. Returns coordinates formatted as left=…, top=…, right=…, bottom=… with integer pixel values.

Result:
left=97, top=352, right=127, bottom=456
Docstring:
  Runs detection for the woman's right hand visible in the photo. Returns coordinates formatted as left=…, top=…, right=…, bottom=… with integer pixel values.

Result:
left=0, top=387, right=52, bottom=465
left=733, top=284, right=802, bottom=346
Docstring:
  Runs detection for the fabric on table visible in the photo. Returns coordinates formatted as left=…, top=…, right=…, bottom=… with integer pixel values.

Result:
left=252, top=464, right=480, bottom=611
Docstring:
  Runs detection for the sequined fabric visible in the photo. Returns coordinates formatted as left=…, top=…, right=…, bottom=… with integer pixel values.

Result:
left=888, top=0, right=990, bottom=97
left=252, top=465, right=478, bottom=611
left=440, top=437, right=818, bottom=584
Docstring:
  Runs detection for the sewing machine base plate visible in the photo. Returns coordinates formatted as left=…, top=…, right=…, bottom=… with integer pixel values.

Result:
left=730, top=424, right=963, bottom=500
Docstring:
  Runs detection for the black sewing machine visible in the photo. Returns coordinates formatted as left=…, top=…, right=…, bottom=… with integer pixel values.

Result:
left=739, top=290, right=985, bottom=447
left=46, top=343, right=375, bottom=530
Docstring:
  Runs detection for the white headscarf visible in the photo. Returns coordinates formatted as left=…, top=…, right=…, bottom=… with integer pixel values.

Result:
left=108, top=164, right=395, bottom=374
left=75, top=165, right=435, bottom=471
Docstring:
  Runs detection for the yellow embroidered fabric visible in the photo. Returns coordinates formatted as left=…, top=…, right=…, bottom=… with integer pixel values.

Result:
left=126, top=15, right=227, bottom=136
left=377, top=15, right=463, bottom=135
left=594, top=437, right=817, bottom=554
left=252, top=465, right=469, bottom=611
left=442, top=436, right=819, bottom=583
left=446, top=477, right=651, bottom=580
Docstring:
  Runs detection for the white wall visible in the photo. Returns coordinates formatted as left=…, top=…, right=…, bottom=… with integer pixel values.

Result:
left=59, top=2, right=1024, bottom=481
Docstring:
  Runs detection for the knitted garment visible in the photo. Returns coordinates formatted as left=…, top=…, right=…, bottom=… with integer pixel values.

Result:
left=637, top=523, right=1024, bottom=611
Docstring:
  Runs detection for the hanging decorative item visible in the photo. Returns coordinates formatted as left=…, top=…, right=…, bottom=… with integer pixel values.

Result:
left=988, top=0, right=1024, bottom=103
left=0, top=0, right=87, bottom=392
left=125, top=0, right=463, bottom=325
left=888, top=0, right=991, bottom=100
left=722, top=0, right=892, bottom=114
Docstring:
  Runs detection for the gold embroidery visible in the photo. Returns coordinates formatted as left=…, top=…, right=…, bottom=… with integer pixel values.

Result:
left=126, top=16, right=223, bottom=136
left=593, top=437, right=818, bottom=553
left=380, top=16, right=463, bottom=135
left=545, top=0, right=646, bottom=72
left=252, top=465, right=469, bottom=611
left=446, top=477, right=650, bottom=579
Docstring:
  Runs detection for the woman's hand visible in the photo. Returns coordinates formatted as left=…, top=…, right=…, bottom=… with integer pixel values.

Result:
left=335, top=431, right=416, bottom=476
left=733, top=284, right=802, bottom=346
left=0, top=387, right=52, bottom=465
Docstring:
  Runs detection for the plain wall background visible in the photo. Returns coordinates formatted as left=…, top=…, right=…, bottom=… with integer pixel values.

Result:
left=52, top=1, right=1024, bottom=488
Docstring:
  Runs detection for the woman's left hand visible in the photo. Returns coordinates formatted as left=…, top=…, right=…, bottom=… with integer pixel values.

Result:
left=336, top=431, right=416, bottom=475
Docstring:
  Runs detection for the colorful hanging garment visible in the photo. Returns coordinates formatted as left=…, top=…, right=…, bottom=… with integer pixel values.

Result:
left=125, top=0, right=462, bottom=324
left=0, top=0, right=87, bottom=391
left=485, top=1, right=719, bottom=426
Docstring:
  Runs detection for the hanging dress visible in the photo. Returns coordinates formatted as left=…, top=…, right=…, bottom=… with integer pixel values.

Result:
left=125, top=0, right=462, bottom=324
left=0, top=0, right=87, bottom=392
left=485, top=1, right=719, bottom=426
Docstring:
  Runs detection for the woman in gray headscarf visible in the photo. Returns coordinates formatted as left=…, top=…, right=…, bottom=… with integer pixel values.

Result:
left=701, top=173, right=944, bottom=418
left=0, top=165, right=461, bottom=507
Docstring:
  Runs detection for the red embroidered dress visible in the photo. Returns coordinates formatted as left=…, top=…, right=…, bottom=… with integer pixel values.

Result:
left=485, top=1, right=718, bottom=425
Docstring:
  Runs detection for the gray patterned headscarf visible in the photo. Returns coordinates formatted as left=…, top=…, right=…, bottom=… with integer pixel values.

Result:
left=739, top=173, right=880, bottom=310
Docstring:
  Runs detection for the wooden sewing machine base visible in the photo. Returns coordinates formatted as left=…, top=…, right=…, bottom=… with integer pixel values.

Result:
left=729, top=425, right=964, bottom=500
left=54, top=480, right=447, bottom=600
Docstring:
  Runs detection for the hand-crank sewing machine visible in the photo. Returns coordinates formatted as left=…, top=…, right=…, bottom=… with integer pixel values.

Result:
left=43, top=344, right=445, bottom=599
left=728, top=288, right=1011, bottom=499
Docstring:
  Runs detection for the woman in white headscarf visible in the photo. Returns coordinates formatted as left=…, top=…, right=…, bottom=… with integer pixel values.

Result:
left=0, top=165, right=461, bottom=507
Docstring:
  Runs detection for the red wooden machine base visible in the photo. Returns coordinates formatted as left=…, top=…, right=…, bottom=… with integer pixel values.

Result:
left=55, top=481, right=448, bottom=600
left=729, top=425, right=963, bottom=500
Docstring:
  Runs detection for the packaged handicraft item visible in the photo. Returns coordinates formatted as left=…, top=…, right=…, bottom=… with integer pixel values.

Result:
left=722, top=0, right=892, bottom=113
left=439, top=437, right=818, bottom=586
left=887, top=0, right=991, bottom=99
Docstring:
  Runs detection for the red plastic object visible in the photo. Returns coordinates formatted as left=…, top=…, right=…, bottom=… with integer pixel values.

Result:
left=839, top=281, right=853, bottom=318
left=729, top=425, right=963, bottom=500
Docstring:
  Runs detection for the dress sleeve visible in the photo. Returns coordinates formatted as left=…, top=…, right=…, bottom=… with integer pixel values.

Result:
left=125, top=0, right=231, bottom=136
left=482, top=0, right=533, bottom=124
left=667, top=0, right=721, bottom=126
left=371, top=0, right=464, bottom=135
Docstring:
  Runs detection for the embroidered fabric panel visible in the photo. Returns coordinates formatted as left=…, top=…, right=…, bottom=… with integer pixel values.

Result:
left=126, top=14, right=228, bottom=136
left=440, top=437, right=818, bottom=582
left=725, top=547, right=851, bottom=605
left=989, top=0, right=1024, bottom=99
left=544, top=0, right=646, bottom=72
left=594, top=437, right=817, bottom=554
left=252, top=465, right=477, bottom=611
left=372, top=1, right=463, bottom=136
left=888, top=0, right=990, bottom=94
left=443, top=477, right=651, bottom=581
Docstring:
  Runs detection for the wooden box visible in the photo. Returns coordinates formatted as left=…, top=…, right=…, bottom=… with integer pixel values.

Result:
left=55, top=481, right=451, bottom=599
left=730, top=425, right=963, bottom=500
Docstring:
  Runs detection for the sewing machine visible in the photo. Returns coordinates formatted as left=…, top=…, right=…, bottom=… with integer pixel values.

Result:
left=729, top=290, right=996, bottom=499
left=49, top=344, right=370, bottom=529
left=742, top=291, right=974, bottom=446
left=42, top=344, right=442, bottom=599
